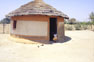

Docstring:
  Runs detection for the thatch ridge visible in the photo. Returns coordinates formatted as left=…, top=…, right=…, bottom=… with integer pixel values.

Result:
left=6, top=0, right=69, bottom=18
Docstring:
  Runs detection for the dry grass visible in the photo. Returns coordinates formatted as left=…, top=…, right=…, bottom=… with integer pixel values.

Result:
left=65, top=24, right=94, bottom=31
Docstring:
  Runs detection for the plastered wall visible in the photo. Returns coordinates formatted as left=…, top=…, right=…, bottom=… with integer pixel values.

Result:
left=11, top=21, right=48, bottom=36
left=58, top=22, right=65, bottom=41
left=10, top=15, right=65, bottom=41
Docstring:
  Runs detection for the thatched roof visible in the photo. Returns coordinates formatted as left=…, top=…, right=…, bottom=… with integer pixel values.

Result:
left=6, top=0, right=69, bottom=19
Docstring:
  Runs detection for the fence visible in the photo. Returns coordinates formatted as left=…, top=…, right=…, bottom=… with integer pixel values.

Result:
left=0, top=24, right=10, bottom=34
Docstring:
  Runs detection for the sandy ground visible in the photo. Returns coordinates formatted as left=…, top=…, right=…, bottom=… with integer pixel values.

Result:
left=0, top=30, right=94, bottom=62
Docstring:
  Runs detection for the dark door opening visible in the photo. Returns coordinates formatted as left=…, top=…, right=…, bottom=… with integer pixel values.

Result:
left=13, top=20, right=17, bottom=29
left=50, top=18, right=57, bottom=41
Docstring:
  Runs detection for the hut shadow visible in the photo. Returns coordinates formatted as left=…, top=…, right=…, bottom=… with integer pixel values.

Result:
left=9, top=36, right=71, bottom=44
left=64, top=36, right=72, bottom=43
left=30, top=36, right=71, bottom=44
left=50, top=36, right=72, bottom=44
left=23, top=36, right=72, bottom=44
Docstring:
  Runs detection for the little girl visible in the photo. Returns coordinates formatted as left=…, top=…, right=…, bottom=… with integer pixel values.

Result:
left=53, top=34, right=57, bottom=42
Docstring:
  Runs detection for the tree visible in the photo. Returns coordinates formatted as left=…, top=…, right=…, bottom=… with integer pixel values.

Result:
left=69, top=18, right=76, bottom=24
left=0, top=18, right=10, bottom=24
left=90, top=12, right=94, bottom=22
left=89, top=12, right=94, bottom=30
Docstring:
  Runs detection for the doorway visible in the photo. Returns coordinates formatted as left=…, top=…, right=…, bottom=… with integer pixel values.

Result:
left=50, top=18, right=57, bottom=41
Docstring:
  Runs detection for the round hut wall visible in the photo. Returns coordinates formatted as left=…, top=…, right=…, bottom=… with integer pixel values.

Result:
left=10, top=15, right=65, bottom=42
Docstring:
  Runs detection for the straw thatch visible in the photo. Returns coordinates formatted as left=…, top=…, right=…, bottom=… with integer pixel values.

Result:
left=6, top=0, right=69, bottom=19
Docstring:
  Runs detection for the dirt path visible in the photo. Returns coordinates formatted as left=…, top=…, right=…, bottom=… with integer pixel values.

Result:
left=0, top=30, right=94, bottom=62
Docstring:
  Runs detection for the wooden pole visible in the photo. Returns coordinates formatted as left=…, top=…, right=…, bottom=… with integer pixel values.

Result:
left=3, top=23, right=5, bottom=34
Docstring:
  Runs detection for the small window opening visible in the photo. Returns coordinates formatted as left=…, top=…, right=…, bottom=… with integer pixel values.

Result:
left=13, top=20, right=17, bottom=29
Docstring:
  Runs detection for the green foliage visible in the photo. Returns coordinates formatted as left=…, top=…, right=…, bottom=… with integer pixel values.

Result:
left=80, top=22, right=87, bottom=25
left=0, top=18, right=10, bottom=24
left=90, top=12, right=94, bottom=22
left=69, top=18, right=76, bottom=24
left=79, top=21, right=94, bottom=25
left=91, top=21, right=94, bottom=25
left=86, top=22, right=92, bottom=25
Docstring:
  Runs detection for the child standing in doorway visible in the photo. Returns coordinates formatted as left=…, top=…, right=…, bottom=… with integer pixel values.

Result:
left=53, top=34, right=57, bottom=42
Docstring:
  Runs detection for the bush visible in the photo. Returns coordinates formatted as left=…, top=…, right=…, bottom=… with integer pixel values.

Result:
left=92, top=21, right=94, bottom=25
left=86, top=22, right=92, bottom=25
left=82, top=25, right=88, bottom=30
left=74, top=24, right=81, bottom=30
left=65, top=25, right=73, bottom=30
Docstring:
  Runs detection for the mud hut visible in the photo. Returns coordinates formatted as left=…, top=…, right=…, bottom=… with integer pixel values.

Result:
left=6, top=0, right=69, bottom=44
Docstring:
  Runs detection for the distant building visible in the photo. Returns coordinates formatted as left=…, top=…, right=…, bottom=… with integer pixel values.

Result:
left=6, top=0, right=69, bottom=44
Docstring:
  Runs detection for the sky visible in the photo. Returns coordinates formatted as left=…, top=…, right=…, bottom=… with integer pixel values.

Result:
left=0, top=0, right=94, bottom=21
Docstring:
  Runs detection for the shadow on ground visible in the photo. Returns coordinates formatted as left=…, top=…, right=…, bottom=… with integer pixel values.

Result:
left=9, top=35, right=72, bottom=44
left=64, top=36, right=72, bottom=43
left=50, top=36, right=72, bottom=44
